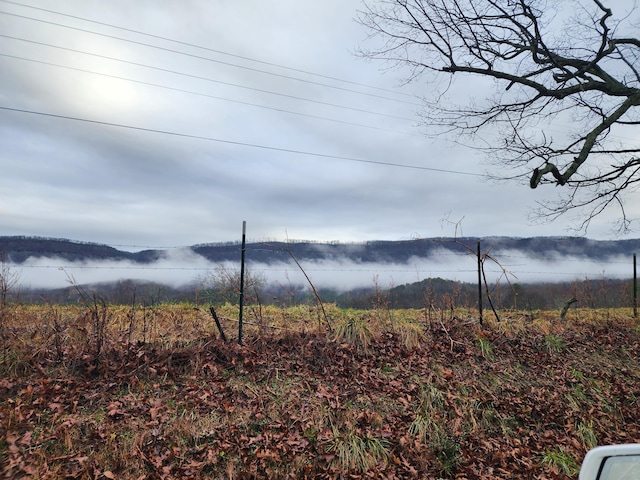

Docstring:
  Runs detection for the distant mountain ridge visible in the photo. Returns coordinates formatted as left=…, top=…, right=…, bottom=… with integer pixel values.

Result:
left=2, top=235, right=640, bottom=265
left=0, top=236, right=163, bottom=264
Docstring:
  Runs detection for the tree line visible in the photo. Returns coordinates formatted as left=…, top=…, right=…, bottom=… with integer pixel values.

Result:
left=12, top=275, right=635, bottom=314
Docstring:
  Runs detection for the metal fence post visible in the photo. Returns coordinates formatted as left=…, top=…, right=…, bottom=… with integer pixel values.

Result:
left=634, top=253, right=637, bottom=319
left=477, top=241, right=483, bottom=325
left=238, top=221, right=246, bottom=344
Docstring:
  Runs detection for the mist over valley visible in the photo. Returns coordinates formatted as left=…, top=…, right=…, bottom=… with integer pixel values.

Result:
left=2, top=235, right=638, bottom=311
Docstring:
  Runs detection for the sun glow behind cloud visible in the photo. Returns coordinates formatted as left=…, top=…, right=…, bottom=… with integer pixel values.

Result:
left=77, top=73, right=141, bottom=114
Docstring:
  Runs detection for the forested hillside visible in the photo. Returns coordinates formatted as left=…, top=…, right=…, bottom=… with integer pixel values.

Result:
left=3, top=235, right=640, bottom=265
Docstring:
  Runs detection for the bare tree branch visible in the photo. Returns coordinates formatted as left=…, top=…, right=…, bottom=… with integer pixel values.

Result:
left=358, top=0, right=640, bottom=232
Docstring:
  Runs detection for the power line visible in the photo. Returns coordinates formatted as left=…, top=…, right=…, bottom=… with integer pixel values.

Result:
left=0, top=0, right=416, bottom=99
left=0, top=9, right=422, bottom=106
left=0, top=52, right=419, bottom=136
left=8, top=0, right=632, bottom=153
left=0, top=34, right=416, bottom=123
left=0, top=105, right=485, bottom=176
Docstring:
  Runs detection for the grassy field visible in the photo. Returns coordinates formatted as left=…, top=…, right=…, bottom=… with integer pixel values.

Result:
left=1, top=302, right=640, bottom=479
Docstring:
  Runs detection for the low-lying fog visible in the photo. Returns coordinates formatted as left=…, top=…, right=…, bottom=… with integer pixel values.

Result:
left=11, top=247, right=635, bottom=291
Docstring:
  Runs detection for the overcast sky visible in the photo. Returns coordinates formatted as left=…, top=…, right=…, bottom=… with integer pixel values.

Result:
left=1, top=0, right=639, bottom=252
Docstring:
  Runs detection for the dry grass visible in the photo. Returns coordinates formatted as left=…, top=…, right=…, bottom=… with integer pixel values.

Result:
left=1, top=302, right=640, bottom=478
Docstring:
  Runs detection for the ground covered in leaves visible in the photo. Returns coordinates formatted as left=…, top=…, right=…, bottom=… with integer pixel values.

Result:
left=1, top=304, right=640, bottom=479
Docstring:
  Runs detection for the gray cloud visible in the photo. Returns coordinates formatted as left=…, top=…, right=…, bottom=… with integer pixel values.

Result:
left=1, top=0, right=638, bottom=249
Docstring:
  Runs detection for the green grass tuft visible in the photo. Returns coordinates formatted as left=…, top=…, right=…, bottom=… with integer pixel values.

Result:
left=540, top=447, right=580, bottom=476
left=326, top=427, right=390, bottom=472
left=334, top=315, right=374, bottom=352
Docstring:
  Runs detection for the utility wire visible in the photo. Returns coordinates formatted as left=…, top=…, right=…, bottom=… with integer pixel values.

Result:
left=0, top=0, right=416, bottom=99
left=8, top=13, right=634, bottom=147
left=7, top=1, right=634, bottom=149
left=15, top=263, right=631, bottom=279
left=0, top=105, right=485, bottom=176
left=0, top=9, right=422, bottom=106
left=12, top=4, right=635, bottom=146
left=0, top=35, right=416, bottom=122
left=0, top=52, right=419, bottom=136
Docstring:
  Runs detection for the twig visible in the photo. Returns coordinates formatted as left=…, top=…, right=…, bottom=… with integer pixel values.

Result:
left=284, top=234, right=333, bottom=333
